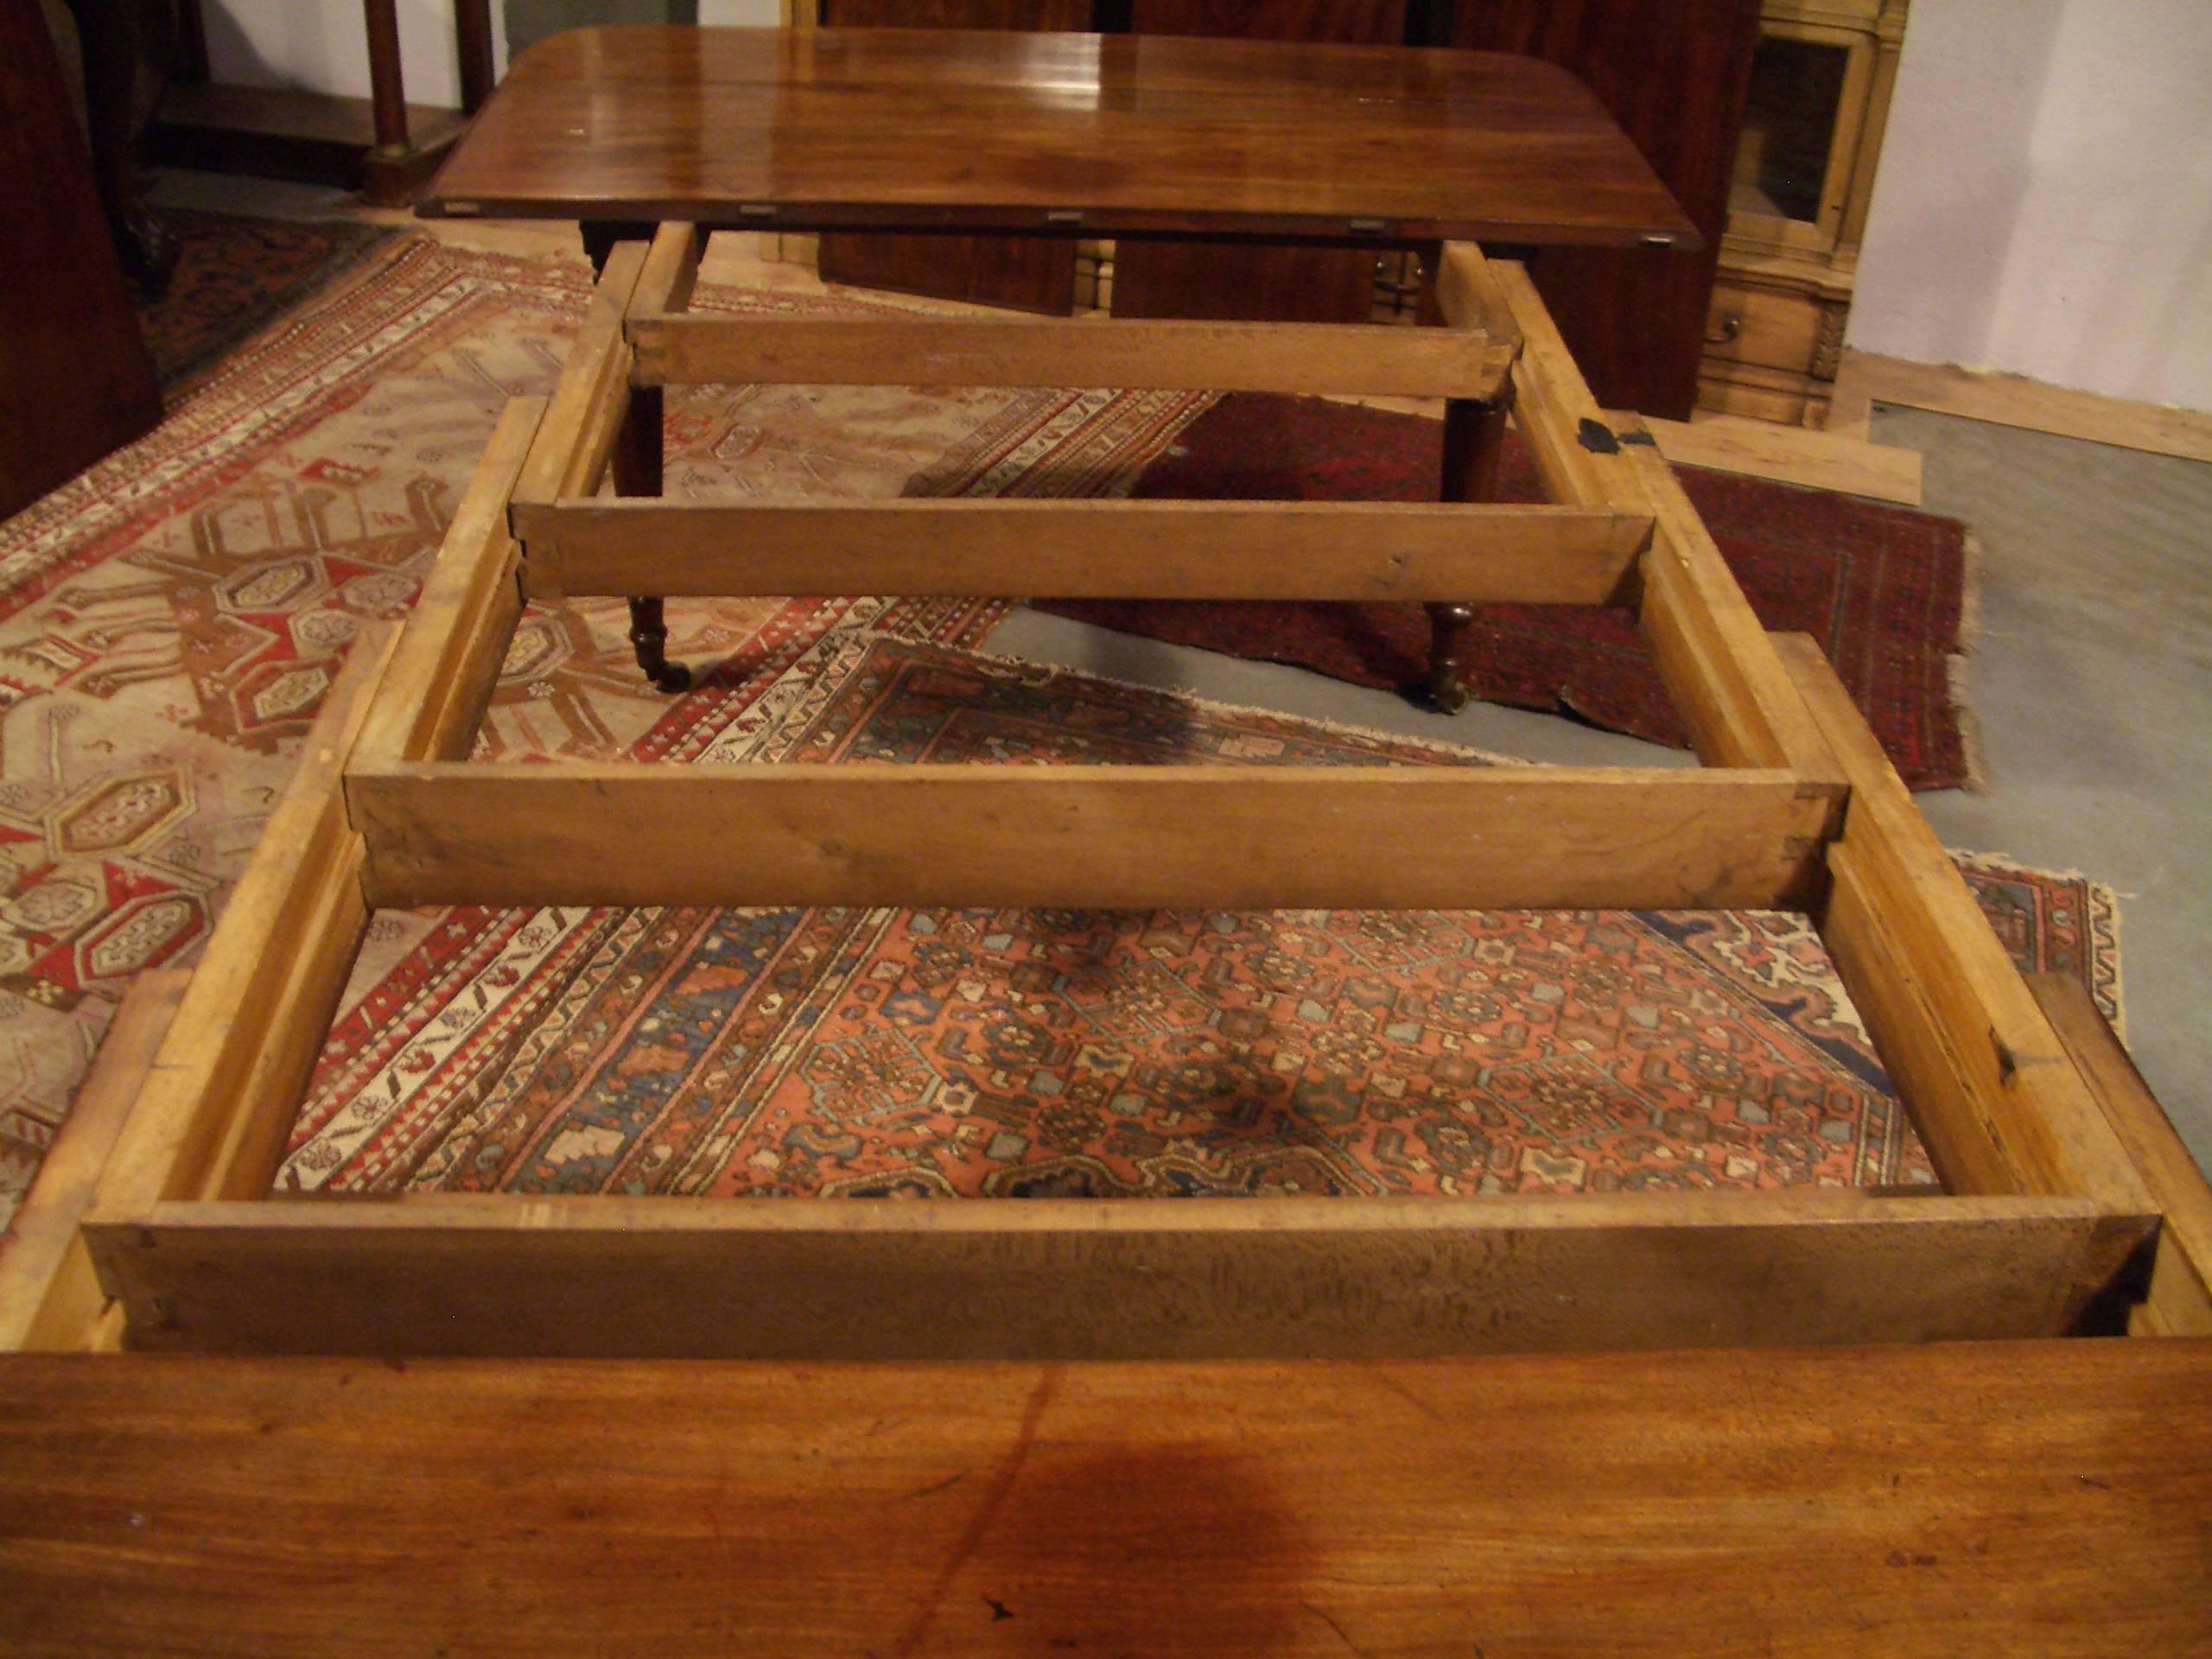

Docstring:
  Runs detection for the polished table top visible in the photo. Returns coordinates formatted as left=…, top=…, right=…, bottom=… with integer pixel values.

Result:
left=5, top=1344, right=2209, bottom=1653
left=423, top=26, right=1698, bottom=250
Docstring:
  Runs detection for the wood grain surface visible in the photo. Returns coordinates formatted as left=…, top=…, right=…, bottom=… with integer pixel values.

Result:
left=3, top=1341, right=2209, bottom=1655
left=814, top=0, right=1090, bottom=313
left=0, top=0, right=162, bottom=516
left=510, top=499, right=1645, bottom=604
left=423, top=26, right=1697, bottom=249
left=343, top=763, right=1840, bottom=912
left=1111, top=0, right=1412, bottom=324
left=1449, top=0, right=1764, bottom=415
left=91, top=1189, right=2146, bottom=1360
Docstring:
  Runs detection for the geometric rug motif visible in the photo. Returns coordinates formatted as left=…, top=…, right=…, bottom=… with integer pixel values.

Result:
left=0, top=231, right=1209, bottom=1235
left=287, top=633, right=2001, bottom=1200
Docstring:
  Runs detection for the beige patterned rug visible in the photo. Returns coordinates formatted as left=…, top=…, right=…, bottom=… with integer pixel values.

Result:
left=0, top=232, right=1214, bottom=1231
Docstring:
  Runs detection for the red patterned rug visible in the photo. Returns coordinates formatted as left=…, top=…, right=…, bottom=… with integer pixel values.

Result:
left=282, top=632, right=2117, bottom=1204
left=1039, top=391, right=1977, bottom=791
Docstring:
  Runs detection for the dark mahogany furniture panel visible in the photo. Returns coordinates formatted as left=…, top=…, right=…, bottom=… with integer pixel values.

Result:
left=1451, top=0, right=1764, bottom=415
left=1111, top=1, right=1409, bottom=324
left=422, top=27, right=1697, bottom=250
left=815, top=0, right=1091, bottom=315
left=0, top=0, right=161, bottom=519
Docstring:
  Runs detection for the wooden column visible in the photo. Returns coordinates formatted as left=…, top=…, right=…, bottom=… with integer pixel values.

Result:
left=613, top=385, right=686, bottom=692
left=363, top=0, right=409, bottom=153
left=455, top=0, right=495, bottom=114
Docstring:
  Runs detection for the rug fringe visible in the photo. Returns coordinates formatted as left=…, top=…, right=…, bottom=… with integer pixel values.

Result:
left=1949, top=529, right=1991, bottom=793
left=1948, top=847, right=2126, bottom=1040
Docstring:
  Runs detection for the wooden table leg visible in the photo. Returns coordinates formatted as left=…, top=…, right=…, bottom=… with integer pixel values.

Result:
left=583, top=219, right=689, bottom=694
left=612, top=382, right=689, bottom=693
left=1427, top=384, right=1516, bottom=714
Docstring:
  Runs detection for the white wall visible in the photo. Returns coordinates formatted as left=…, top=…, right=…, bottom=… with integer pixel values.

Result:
left=1851, top=0, right=2212, bottom=411
left=200, top=2, right=780, bottom=111
left=204, top=2, right=495, bottom=110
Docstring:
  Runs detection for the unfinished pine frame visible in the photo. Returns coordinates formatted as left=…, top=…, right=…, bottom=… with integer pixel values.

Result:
left=60, top=227, right=2203, bottom=1364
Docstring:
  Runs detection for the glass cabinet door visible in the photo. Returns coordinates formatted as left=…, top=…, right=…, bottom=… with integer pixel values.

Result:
left=1730, top=23, right=1872, bottom=254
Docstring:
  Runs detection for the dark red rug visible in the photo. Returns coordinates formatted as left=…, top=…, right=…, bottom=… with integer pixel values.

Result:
left=1038, top=392, right=1974, bottom=791
left=133, top=210, right=400, bottom=393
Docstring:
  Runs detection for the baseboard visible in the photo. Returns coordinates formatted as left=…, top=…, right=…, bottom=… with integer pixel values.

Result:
left=1836, top=351, right=2212, bottom=465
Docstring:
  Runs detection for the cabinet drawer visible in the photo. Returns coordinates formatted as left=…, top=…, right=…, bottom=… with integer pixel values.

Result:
left=1704, top=278, right=1833, bottom=378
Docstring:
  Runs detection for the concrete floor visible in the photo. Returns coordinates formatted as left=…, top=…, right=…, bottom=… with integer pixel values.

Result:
left=990, top=410, right=2212, bottom=1172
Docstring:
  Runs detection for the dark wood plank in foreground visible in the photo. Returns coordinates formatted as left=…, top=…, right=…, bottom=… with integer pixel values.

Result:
left=423, top=26, right=1698, bottom=249
left=3, top=1342, right=2209, bottom=1656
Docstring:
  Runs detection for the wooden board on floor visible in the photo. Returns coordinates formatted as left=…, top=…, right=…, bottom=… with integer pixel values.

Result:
left=1648, top=413, right=1923, bottom=505
left=5, top=1341, right=2211, bottom=1656
left=344, top=764, right=1843, bottom=912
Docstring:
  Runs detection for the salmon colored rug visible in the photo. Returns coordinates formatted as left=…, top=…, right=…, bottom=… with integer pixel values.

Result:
left=281, top=632, right=2118, bottom=1204
left=1039, top=391, right=1978, bottom=791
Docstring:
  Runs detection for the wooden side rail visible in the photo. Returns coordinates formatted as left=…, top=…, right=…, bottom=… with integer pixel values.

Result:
left=2030, top=973, right=2212, bottom=1337
left=0, top=969, right=187, bottom=1353
left=343, top=764, right=1843, bottom=912
left=626, top=315, right=1516, bottom=401
left=508, top=499, right=1651, bottom=604
left=507, top=240, right=649, bottom=513
left=1777, top=636, right=2156, bottom=1212
left=82, top=632, right=394, bottom=1224
left=354, top=398, right=544, bottom=766
left=83, top=1190, right=2142, bottom=1360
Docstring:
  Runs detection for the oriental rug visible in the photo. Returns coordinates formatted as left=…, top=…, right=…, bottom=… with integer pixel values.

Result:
left=135, top=211, right=402, bottom=392
left=279, top=631, right=2117, bottom=1204
left=0, top=234, right=1211, bottom=1236
left=1039, top=391, right=1978, bottom=791
left=0, top=229, right=2118, bottom=1243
